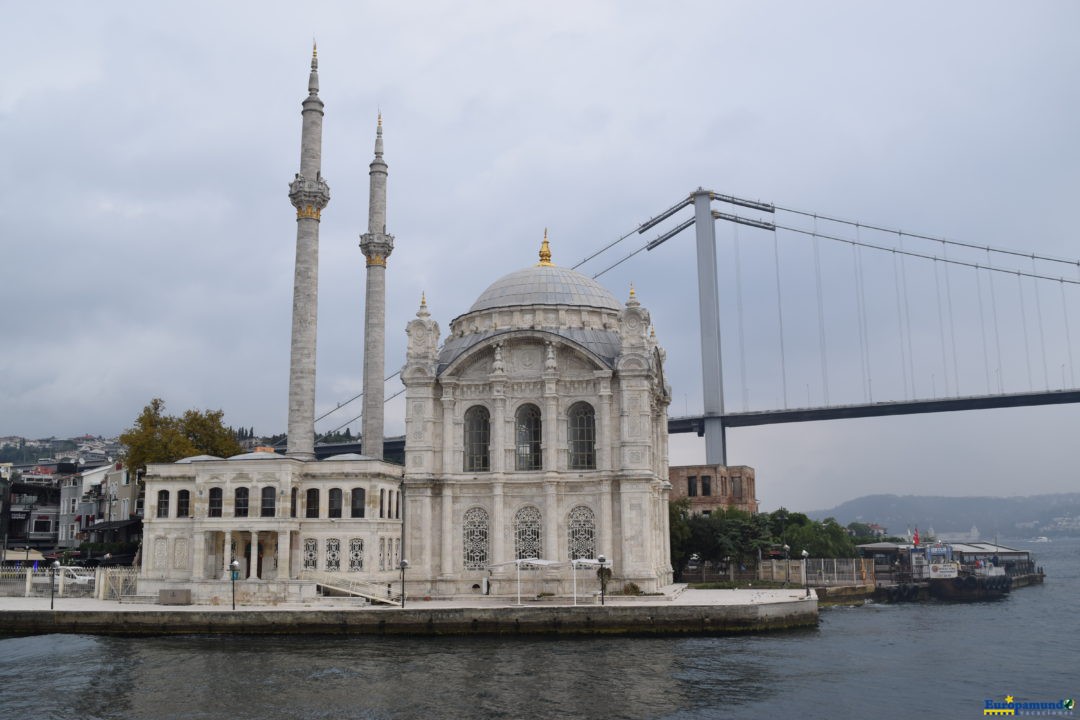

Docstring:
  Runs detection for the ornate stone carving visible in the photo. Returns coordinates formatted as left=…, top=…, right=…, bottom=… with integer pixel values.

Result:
left=173, top=538, right=190, bottom=569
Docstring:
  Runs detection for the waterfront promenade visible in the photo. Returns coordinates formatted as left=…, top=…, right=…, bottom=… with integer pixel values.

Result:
left=0, top=588, right=817, bottom=637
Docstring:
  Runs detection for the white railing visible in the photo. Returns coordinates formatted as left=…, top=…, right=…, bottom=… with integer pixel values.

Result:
left=758, top=558, right=874, bottom=586
left=300, top=570, right=404, bottom=605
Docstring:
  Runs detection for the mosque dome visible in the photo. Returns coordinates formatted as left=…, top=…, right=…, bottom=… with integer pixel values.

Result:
left=467, top=234, right=621, bottom=313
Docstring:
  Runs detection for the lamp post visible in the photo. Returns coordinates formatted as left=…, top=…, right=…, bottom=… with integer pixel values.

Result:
left=783, top=544, right=791, bottom=586
left=398, top=559, right=408, bottom=608
left=597, top=555, right=608, bottom=606
left=50, top=560, right=60, bottom=609
left=800, top=549, right=809, bottom=588
left=230, top=559, right=240, bottom=610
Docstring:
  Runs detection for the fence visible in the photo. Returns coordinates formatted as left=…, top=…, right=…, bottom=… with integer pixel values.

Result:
left=758, top=558, right=874, bottom=586
left=0, top=564, right=141, bottom=599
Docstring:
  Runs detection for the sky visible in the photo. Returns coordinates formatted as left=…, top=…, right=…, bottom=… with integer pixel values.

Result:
left=2, top=2, right=1079, bottom=512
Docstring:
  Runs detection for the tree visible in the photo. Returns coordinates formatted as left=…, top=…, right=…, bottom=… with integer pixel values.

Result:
left=120, top=398, right=243, bottom=475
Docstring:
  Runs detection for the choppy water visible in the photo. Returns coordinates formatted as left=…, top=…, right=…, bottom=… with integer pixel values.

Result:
left=1, top=539, right=1076, bottom=719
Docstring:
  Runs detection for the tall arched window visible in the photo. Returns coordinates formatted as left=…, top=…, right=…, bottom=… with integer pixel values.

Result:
left=305, top=488, right=320, bottom=519
left=463, top=507, right=490, bottom=570
left=328, top=488, right=343, bottom=518
left=156, top=490, right=170, bottom=518
left=514, top=505, right=543, bottom=560
left=176, top=490, right=190, bottom=518
left=567, top=505, right=596, bottom=560
left=208, top=487, right=223, bottom=517
left=290, top=487, right=297, bottom=518
left=464, top=405, right=491, bottom=472
left=234, top=487, right=249, bottom=518
left=515, top=404, right=542, bottom=471
left=261, top=487, right=276, bottom=517
left=568, top=402, right=596, bottom=470
left=351, top=488, right=366, bottom=518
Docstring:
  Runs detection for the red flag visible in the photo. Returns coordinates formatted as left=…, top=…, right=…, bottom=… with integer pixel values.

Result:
left=913, top=528, right=920, bottom=547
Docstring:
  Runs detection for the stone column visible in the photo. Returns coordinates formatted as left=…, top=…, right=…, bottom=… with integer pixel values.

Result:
left=440, top=384, right=457, bottom=473
left=597, top=376, right=612, bottom=472
left=250, top=531, right=260, bottom=580
left=192, top=531, right=205, bottom=580
left=223, top=530, right=233, bottom=579
left=544, top=481, right=558, bottom=561
left=492, top=481, right=505, bottom=564
left=277, top=531, right=291, bottom=580
left=600, top=479, right=613, bottom=560
left=440, top=485, right=454, bottom=576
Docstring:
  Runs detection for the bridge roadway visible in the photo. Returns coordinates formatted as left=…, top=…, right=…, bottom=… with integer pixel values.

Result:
left=302, top=388, right=1080, bottom=460
left=668, top=388, right=1080, bottom=432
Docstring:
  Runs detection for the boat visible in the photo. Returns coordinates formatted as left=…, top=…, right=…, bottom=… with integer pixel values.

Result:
left=924, top=545, right=1010, bottom=601
left=1030, top=536, right=1051, bottom=543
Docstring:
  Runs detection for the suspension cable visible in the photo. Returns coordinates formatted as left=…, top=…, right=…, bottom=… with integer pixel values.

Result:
left=975, top=267, right=992, bottom=394
left=856, top=238, right=873, bottom=402
left=775, top=204, right=1080, bottom=269
left=933, top=258, right=951, bottom=396
left=1061, top=280, right=1076, bottom=388
left=733, top=223, right=749, bottom=411
left=852, top=236, right=869, bottom=402
left=772, top=230, right=789, bottom=409
left=891, top=251, right=910, bottom=400
left=1032, top=257, right=1050, bottom=391
left=942, top=241, right=960, bottom=396
left=986, top=250, right=1005, bottom=393
left=899, top=234, right=917, bottom=398
left=812, top=216, right=830, bottom=405
left=1017, top=272, right=1034, bottom=391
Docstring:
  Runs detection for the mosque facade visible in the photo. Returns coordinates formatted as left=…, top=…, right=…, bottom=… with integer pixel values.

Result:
left=138, top=49, right=672, bottom=603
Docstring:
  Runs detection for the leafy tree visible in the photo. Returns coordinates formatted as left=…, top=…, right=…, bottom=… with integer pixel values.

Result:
left=120, top=398, right=242, bottom=475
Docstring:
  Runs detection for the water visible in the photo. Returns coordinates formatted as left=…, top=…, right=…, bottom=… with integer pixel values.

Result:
left=2, top=539, right=1076, bottom=719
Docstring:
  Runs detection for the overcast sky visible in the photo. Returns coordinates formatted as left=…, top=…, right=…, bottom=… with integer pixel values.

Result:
left=2, top=2, right=1079, bottom=511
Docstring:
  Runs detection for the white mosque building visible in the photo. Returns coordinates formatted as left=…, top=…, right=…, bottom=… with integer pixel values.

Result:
left=139, top=49, right=672, bottom=604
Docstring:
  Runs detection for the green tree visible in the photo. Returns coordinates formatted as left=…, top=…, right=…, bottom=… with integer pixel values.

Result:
left=120, top=398, right=243, bottom=475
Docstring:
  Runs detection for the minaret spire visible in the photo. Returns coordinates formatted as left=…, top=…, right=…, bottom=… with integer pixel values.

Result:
left=286, top=48, right=331, bottom=459
left=359, top=114, right=394, bottom=459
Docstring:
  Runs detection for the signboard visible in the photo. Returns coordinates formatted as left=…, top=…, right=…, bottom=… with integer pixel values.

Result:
left=929, top=562, right=959, bottom=579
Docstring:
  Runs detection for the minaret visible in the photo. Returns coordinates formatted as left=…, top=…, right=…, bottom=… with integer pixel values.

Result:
left=359, top=114, right=394, bottom=459
left=285, top=44, right=330, bottom=459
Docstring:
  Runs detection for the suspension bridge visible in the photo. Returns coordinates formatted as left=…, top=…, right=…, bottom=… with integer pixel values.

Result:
left=309, top=188, right=1080, bottom=466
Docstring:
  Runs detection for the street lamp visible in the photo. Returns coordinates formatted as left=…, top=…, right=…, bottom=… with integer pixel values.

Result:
left=800, top=549, right=809, bottom=589
left=230, top=559, right=240, bottom=610
left=783, top=544, right=791, bottom=586
left=398, top=559, right=409, bottom=608
left=50, top=560, right=60, bottom=609
left=597, top=555, right=609, bottom=606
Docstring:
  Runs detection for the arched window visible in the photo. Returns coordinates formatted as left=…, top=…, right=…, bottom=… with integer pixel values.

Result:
left=234, top=487, right=249, bottom=518
left=176, top=490, right=190, bottom=518
left=463, top=507, right=490, bottom=570
left=567, top=505, right=597, bottom=560
left=261, top=487, right=276, bottom=517
left=290, top=488, right=297, bottom=518
left=464, top=405, right=491, bottom=472
left=305, top=488, right=320, bottom=519
left=156, top=490, right=170, bottom=518
left=568, top=402, right=596, bottom=470
left=351, top=488, right=366, bottom=518
left=328, top=488, right=343, bottom=518
left=208, top=488, right=223, bottom=517
left=515, top=404, right=542, bottom=471
left=513, top=505, right=543, bottom=560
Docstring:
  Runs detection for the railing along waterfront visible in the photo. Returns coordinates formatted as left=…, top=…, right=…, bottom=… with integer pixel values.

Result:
left=300, top=569, right=404, bottom=605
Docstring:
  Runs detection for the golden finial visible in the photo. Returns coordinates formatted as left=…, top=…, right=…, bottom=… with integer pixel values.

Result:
left=649, top=326, right=656, bottom=341
left=312, top=40, right=318, bottom=59
left=538, top=228, right=553, bottom=266
left=420, top=291, right=427, bottom=307
left=378, top=110, right=382, bottom=128
left=629, top=283, right=637, bottom=299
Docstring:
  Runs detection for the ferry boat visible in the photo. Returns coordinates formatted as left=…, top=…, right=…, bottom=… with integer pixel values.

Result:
left=924, top=544, right=1010, bottom=601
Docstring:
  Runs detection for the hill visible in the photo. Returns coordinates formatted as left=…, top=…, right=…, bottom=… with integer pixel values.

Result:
left=807, top=493, right=1080, bottom=539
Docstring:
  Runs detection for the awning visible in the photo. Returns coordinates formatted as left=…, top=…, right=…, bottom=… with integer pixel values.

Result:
left=86, top=519, right=140, bottom=532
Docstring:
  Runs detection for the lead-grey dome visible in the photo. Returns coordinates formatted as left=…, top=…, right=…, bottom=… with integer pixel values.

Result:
left=469, top=265, right=621, bottom=313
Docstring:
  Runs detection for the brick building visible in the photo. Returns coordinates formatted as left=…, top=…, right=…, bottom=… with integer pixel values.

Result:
left=668, top=464, right=757, bottom=515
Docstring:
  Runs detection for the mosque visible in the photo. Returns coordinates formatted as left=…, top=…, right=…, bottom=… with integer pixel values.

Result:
left=139, top=49, right=673, bottom=603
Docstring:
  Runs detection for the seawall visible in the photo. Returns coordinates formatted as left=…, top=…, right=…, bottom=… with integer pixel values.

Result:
left=0, top=598, right=817, bottom=638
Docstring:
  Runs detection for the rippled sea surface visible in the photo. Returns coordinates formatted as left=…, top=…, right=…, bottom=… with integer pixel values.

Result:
left=2, top=539, right=1076, bottom=720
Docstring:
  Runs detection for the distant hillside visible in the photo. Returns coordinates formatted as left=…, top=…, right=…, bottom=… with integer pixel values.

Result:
left=806, top=493, right=1080, bottom=539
